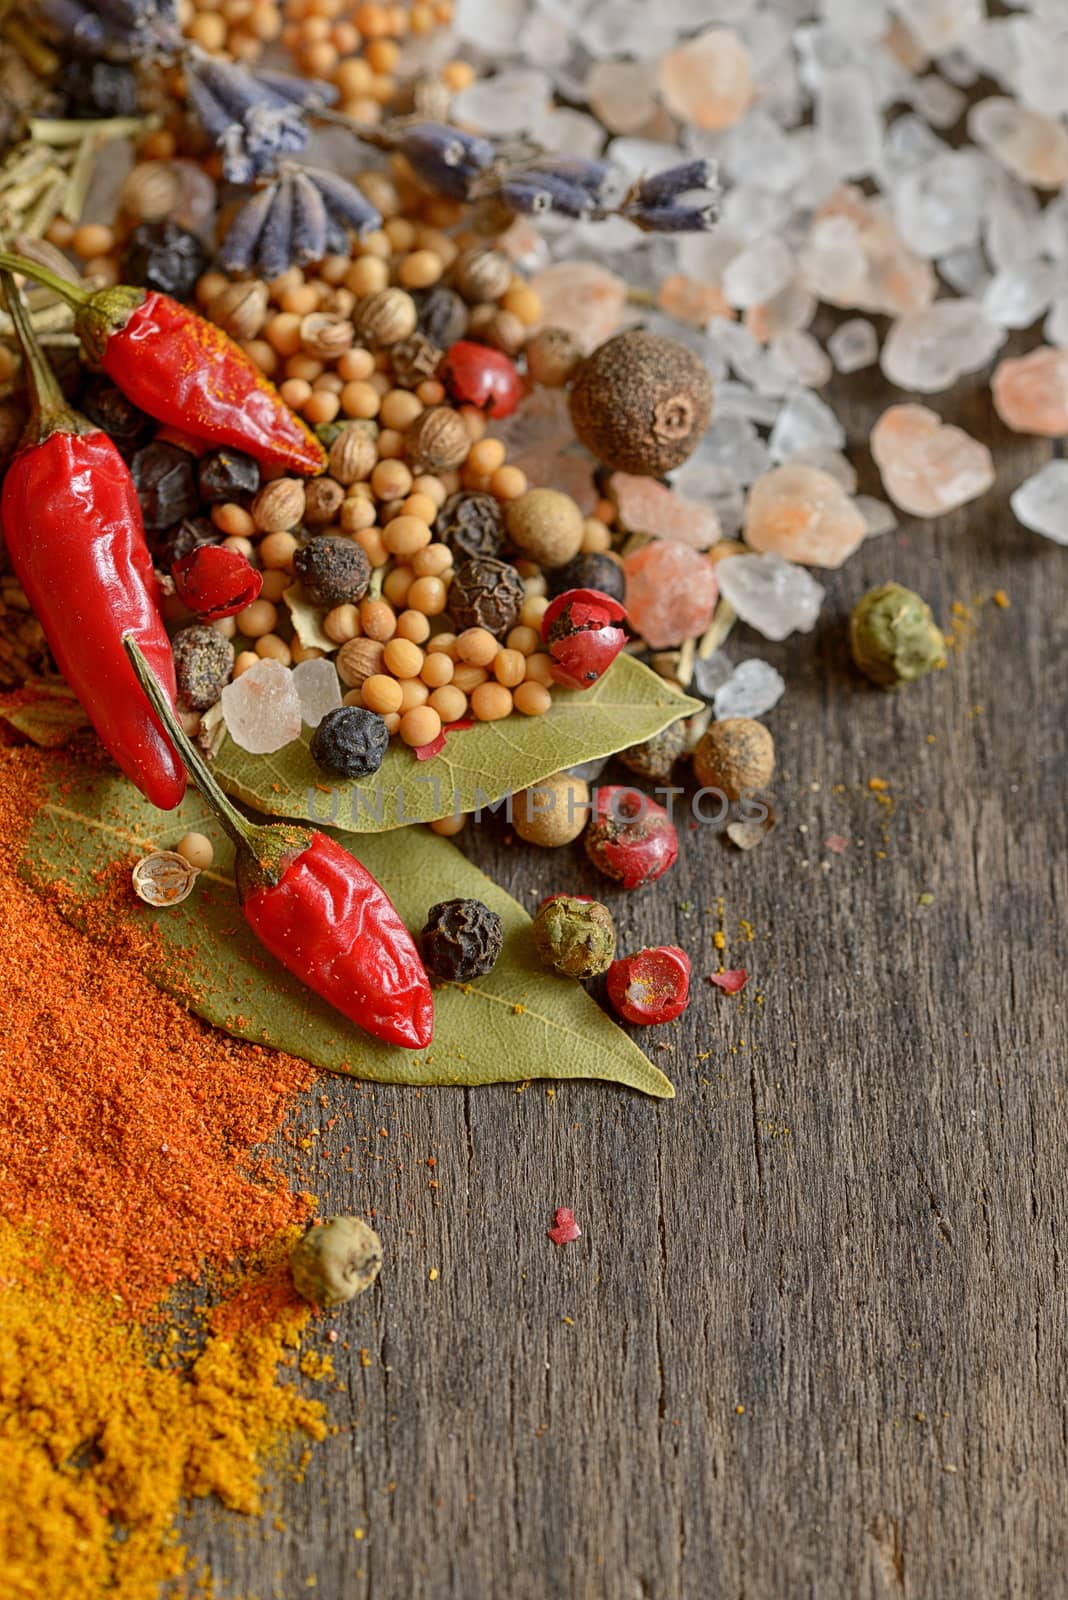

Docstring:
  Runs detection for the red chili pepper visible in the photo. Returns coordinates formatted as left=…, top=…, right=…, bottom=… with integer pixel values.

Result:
left=0, top=253, right=326, bottom=477
left=0, top=272, right=185, bottom=810
left=541, top=588, right=628, bottom=690
left=440, top=340, right=522, bottom=418
left=606, top=946, right=691, bottom=1025
left=172, top=545, right=263, bottom=621
left=125, top=637, right=433, bottom=1049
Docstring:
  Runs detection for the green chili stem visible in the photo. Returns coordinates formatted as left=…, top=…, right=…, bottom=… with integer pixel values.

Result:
left=0, top=250, right=89, bottom=307
left=122, top=635, right=254, bottom=855
left=0, top=268, right=79, bottom=441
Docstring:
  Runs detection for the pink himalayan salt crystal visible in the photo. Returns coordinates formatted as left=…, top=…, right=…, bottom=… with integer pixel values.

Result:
left=658, top=274, right=733, bottom=328
left=991, top=347, right=1068, bottom=436
left=969, top=98, right=1068, bottom=191
left=610, top=472, right=721, bottom=550
left=870, top=404, right=995, bottom=517
left=623, top=541, right=718, bottom=650
left=744, top=464, right=866, bottom=570
left=657, top=28, right=753, bottom=132
left=817, top=187, right=936, bottom=318
left=528, top=261, right=626, bottom=353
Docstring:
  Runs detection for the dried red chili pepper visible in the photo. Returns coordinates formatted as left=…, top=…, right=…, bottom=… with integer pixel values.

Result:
left=0, top=252, right=326, bottom=477
left=125, top=636, right=433, bottom=1049
left=0, top=272, right=185, bottom=810
left=172, top=545, right=263, bottom=621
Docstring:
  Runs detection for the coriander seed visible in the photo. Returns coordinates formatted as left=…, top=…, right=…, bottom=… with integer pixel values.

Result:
left=290, top=1216, right=383, bottom=1307
left=513, top=771, right=589, bottom=847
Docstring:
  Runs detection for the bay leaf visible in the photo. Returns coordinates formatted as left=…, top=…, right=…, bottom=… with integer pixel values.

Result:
left=213, top=653, right=701, bottom=833
left=0, top=681, right=90, bottom=748
left=282, top=582, right=337, bottom=654
left=20, top=760, right=674, bottom=1099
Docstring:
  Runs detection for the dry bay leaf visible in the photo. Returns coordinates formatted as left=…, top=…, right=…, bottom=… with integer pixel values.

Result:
left=21, top=759, right=674, bottom=1099
left=214, top=653, right=700, bottom=832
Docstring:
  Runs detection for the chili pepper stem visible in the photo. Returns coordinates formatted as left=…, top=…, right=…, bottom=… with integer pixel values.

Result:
left=0, top=270, right=86, bottom=443
left=0, top=252, right=89, bottom=309
left=123, top=634, right=254, bottom=853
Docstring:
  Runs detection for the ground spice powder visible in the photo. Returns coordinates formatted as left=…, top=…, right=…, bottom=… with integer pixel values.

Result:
left=0, top=745, right=330, bottom=1596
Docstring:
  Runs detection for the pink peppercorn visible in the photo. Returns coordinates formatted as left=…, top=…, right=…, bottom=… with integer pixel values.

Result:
left=441, top=341, right=522, bottom=419
left=607, top=946, right=691, bottom=1025
left=584, top=786, right=679, bottom=889
left=171, top=545, right=262, bottom=621
left=541, top=587, right=628, bottom=690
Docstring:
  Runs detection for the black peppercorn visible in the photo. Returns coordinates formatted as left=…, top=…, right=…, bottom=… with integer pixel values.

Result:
left=293, top=538, right=372, bottom=607
left=414, top=286, right=468, bottom=349
left=79, top=376, right=151, bottom=457
left=617, top=720, right=688, bottom=783
left=420, top=899, right=503, bottom=982
left=197, top=448, right=261, bottom=504
left=310, top=706, right=390, bottom=778
left=153, top=515, right=220, bottom=572
left=60, top=58, right=139, bottom=119
left=121, top=221, right=207, bottom=302
left=130, top=440, right=200, bottom=530
left=446, top=556, right=525, bottom=638
left=171, top=625, right=234, bottom=711
left=436, top=491, right=505, bottom=563
left=547, top=551, right=626, bottom=603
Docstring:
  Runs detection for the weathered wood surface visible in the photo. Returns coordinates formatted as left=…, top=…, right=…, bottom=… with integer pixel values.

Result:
left=183, top=364, right=1068, bottom=1599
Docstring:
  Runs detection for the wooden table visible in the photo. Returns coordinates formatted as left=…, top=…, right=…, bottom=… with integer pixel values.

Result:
left=185, top=364, right=1068, bottom=1599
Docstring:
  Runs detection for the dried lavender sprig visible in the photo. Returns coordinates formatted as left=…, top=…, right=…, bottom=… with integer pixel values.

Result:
left=632, top=158, right=716, bottom=207
left=397, top=122, right=496, bottom=202
left=255, top=177, right=296, bottom=280
left=520, top=157, right=612, bottom=199
left=290, top=171, right=329, bottom=267
left=253, top=70, right=339, bottom=111
left=218, top=181, right=276, bottom=272
left=298, top=165, right=381, bottom=238
left=623, top=201, right=721, bottom=233
left=500, top=174, right=600, bottom=221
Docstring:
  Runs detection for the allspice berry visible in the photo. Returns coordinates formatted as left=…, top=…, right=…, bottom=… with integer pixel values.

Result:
left=533, top=894, right=616, bottom=978
left=406, top=406, right=470, bottom=472
left=290, top=1216, right=383, bottom=1307
left=505, top=488, right=585, bottom=569
left=568, top=330, right=713, bottom=476
left=849, top=582, right=945, bottom=688
left=513, top=771, right=590, bottom=847
left=693, top=718, right=775, bottom=802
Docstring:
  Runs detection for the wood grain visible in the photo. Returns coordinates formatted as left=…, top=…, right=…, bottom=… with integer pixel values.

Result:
left=181, top=364, right=1068, bottom=1600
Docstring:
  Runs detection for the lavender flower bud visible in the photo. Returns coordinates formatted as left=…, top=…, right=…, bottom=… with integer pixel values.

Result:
left=185, top=71, right=236, bottom=146
left=253, top=69, right=339, bottom=110
left=257, top=177, right=296, bottom=280
left=218, top=183, right=276, bottom=272
left=399, top=123, right=495, bottom=201
left=219, top=126, right=254, bottom=187
left=524, top=157, right=611, bottom=199
left=501, top=174, right=597, bottom=220
left=37, top=0, right=109, bottom=50
left=623, top=201, right=719, bottom=234
left=240, top=104, right=309, bottom=178
left=193, top=56, right=279, bottom=121
left=291, top=171, right=329, bottom=267
left=300, top=167, right=381, bottom=238
left=633, top=158, right=716, bottom=207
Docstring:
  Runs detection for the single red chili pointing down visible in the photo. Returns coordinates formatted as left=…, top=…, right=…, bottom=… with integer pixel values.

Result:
left=0, top=252, right=327, bottom=478
left=0, top=272, right=186, bottom=810
left=125, top=636, right=434, bottom=1050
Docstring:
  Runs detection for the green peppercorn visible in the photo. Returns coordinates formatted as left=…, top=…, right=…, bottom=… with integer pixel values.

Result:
left=533, top=895, right=616, bottom=979
left=849, top=582, right=946, bottom=688
left=290, top=1216, right=383, bottom=1307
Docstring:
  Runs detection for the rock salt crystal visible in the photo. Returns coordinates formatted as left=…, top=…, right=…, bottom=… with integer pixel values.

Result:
left=657, top=28, right=753, bottom=131
left=969, top=98, right=1068, bottom=190
left=769, top=331, right=832, bottom=389
left=692, top=652, right=732, bottom=700
left=669, top=461, right=745, bottom=538
left=721, top=237, right=795, bottom=309
left=586, top=60, right=658, bottom=134
left=713, top=659, right=785, bottom=719
left=622, top=542, right=719, bottom=650
left=292, top=658, right=342, bottom=729
left=744, top=464, right=865, bottom=569
left=828, top=318, right=878, bottom=373
left=768, top=390, right=845, bottom=463
left=528, top=262, right=626, bottom=353
left=855, top=496, right=897, bottom=539
left=221, top=658, right=302, bottom=755
left=890, top=152, right=987, bottom=258
left=870, top=404, right=995, bottom=518
left=881, top=300, right=1004, bottom=393
left=451, top=69, right=552, bottom=137
left=893, top=0, right=982, bottom=56
left=1010, top=461, right=1068, bottom=545
left=716, top=553, right=825, bottom=641
left=991, top=347, right=1068, bottom=436
left=609, top=473, right=721, bottom=550
left=982, top=264, right=1059, bottom=330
